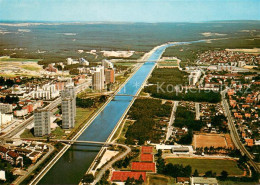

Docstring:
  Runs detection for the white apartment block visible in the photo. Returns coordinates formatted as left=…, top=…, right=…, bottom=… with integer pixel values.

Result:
left=92, top=66, right=105, bottom=91
left=0, top=103, right=13, bottom=114
left=189, top=70, right=201, bottom=86
left=32, top=84, right=59, bottom=100
left=102, top=59, right=114, bottom=69
left=0, top=112, right=13, bottom=132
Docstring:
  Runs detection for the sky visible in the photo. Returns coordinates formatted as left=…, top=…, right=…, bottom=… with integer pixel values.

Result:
left=0, top=0, right=259, bottom=22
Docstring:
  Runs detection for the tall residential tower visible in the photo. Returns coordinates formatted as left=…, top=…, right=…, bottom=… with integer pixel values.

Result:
left=92, top=65, right=105, bottom=91
left=61, top=86, right=76, bottom=129
left=34, top=109, right=51, bottom=137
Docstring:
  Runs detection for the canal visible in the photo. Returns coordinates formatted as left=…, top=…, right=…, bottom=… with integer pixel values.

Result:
left=39, top=40, right=204, bottom=184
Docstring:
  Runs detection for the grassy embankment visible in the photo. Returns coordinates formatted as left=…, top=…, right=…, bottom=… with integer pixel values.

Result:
left=146, top=174, right=175, bottom=185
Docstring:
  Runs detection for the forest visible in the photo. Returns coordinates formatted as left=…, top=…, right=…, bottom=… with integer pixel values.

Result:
left=144, top=86, right=221, bottom=103
left=125, top=98, right=171, bottom=145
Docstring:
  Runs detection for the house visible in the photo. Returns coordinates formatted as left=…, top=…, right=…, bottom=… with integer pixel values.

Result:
left=171, top=146, right=190, bottom=155
left=131, top=162, right=156, bottom=172
left=0, top=170, right=6, bottom=181
left=111, top=171, right=146, bottom=182
left=7, top=151, right=22, bottom=165
left=190, top=177, right=218, bottom=185
left=0, top=146, right=8, bottom=159
left=245, top=138, right=254, bottom=146
left=176, top=177, right=190, bottom=184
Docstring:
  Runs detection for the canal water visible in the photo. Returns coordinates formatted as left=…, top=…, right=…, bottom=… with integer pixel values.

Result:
left=39, top=40, right=204, bottom=184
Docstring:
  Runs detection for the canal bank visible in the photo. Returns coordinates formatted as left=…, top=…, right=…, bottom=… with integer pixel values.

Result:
left=29, top=56, right=144, bottom=185
left=37, top=40, right=206, bottom=185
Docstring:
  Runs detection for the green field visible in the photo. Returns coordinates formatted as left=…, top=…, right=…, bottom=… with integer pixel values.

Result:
left=159, top=62, right=178, bottom=66
left=0, top=57, right=40, bottom=62
left=21, top=65, right=41, bottom=71
left=166, top=158, right=243, bottom=176
left=147, top=174, right=175, bottom=185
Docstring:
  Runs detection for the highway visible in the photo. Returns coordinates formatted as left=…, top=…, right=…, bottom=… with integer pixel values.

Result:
left=221, top=90, right=260, bottom=173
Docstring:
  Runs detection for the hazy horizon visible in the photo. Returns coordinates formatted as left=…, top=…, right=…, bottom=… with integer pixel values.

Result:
left=0, top=0, right=259, bottom=23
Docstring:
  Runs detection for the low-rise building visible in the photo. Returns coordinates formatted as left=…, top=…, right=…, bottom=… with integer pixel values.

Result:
left=190, top=177, right=218, bottom=185
left=0, top=103, right=13, bottom=114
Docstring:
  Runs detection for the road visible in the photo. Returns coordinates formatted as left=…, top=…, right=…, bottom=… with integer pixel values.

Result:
left=166, top=101, right=179, bottom=141
left=195, top=102, right=200, bottom=120
left=221, top=90, right=260, bottom=173
left=93, top=144, right=131, bottom=184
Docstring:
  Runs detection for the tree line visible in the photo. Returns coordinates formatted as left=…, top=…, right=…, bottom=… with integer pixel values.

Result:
left=144, top=86, right=221, bottom=103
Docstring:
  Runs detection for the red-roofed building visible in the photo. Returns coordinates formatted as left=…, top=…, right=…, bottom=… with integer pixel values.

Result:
left=176, top=177, right=190, bottom=184
left=141, top=146, right=153, bottom=154
left=245, top=138, right=254, bottom=147
left=140, top=153, right=153, bottom=162
left=111, top=171, right=146, bottom=182
left=131, top=162, right=156, bottom=172
left=0, top=146, right=8, bottom=159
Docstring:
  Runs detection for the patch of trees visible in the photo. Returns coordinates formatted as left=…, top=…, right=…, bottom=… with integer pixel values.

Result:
left=81, top=174, right=94, bottom=184
left=144, top=86, right=221, bottom=103
left=76, top=97, right=94, bottom=108
left=174, top=107, right=205, bottom=131
left=0, top=158, right=17, bottom=184
left=76, top=95, right=108, bottom=108
left=0, top=77, right=15, bottom=87
left=113, top=149, right=140, bottom=169
left=148, top=68, right=188, bottom=86
left=125, top=175, right=144, bottom=185
left=196, top=147, right=236, bottom=155
left=178, top=131, right=193, bottom=145
left=247, top=145, right=260, bottom=163
left=211, top=115, right=228, bottom=133
left=124, top=99, right=171, bottom=144
left=0, top=95, right=19, bottom=104
left=96, top=170, right=110, bottom=185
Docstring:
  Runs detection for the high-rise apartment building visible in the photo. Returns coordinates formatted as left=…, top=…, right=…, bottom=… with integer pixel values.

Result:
left=105, top=68, right=115, bottom=84
left=61, top=86, right=76, bottom=129
left=34, top=109, right=51, bottom=137
left=92, top=66, right=105, bottom=91
left=102, top=59, right=113, bottom=69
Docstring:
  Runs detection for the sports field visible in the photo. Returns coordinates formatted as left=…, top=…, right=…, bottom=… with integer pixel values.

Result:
left=193, top=134, right=234, bottom=149
left=166, top=158, right=243, bottom=176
